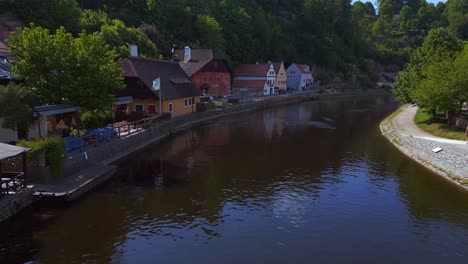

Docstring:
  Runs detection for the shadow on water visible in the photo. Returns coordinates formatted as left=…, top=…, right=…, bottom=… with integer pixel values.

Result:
left=1, top=95, right=468, bottom=263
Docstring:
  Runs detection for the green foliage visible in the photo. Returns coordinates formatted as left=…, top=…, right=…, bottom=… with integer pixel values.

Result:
left=195, top=15, right=224, bottom=55
left=12, top=0, right=81, bottom=32
left=444, top=0, right=468, bottom=39
left=0, top=83, right=36, bottom=139
left=78, top=10, right=160, bottom=59
left=8, top=25, right=124, bottom=111
left=81, top=109, right=112, bottom=129
left=18, top=136, right=65, bottom=180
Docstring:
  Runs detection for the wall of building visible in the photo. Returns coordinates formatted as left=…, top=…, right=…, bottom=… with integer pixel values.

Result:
left=130, top=97, right=201, bottom=117
left=0, top=117, right=47, bottom=143
left=276, top=64, right=287, bottom=92
left=191, top=71, right=231, bottom=97
left=162, top=97, right=200, bottom=117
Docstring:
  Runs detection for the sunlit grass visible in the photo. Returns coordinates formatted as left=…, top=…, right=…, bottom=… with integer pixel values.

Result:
left=414, top=108, right=466, bottom=141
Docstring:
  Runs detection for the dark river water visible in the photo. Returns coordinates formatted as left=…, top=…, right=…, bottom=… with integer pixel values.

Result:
left=2, top=96, right=468, bottom=263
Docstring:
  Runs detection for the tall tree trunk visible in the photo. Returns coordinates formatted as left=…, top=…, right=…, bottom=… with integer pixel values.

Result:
left=431, top=109, right=437, bottom=121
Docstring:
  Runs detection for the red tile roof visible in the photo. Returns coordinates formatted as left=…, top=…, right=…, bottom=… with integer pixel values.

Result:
left=233, top=64, right=270, bottom=77
left=296, top=64, right=311, bottom=74
left=232, top=80, right=266, bottom=89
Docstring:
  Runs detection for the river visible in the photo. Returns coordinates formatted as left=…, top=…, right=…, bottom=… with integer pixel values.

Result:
left=1, top=95, right=468, bottom=263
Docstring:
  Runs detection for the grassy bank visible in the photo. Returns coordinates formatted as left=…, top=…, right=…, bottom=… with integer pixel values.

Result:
left=414, top=108, right=466, bottom=140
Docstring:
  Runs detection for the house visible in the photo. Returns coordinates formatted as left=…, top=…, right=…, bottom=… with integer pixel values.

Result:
left=232, top=63, right=277, bottom=97
left=273, top=62, right=287, bottom=93
left=173, top=47, right=231, bottom=97
left=118, top=48, right=201, bottom=118
left=286, top=64, right=314, bottom=91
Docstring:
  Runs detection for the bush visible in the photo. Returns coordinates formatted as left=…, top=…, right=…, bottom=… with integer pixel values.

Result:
left=18, top=136, right=65, bottom=180
left=81, top=109, right=111, bottom=129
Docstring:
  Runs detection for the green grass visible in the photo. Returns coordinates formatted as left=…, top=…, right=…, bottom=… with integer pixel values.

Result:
left=414, top=108, right=466, bottom=141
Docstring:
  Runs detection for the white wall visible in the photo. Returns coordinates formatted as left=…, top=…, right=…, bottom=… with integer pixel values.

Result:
left=0, top=117, right=47, bottom=143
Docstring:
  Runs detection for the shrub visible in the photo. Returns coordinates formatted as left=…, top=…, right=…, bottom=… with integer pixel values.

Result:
left=18, top=136, right=65, bottom=180
left=81, top=109, right=111, bottom=129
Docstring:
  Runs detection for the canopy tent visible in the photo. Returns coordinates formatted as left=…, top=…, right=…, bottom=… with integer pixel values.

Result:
left=33, top=104, right=80, bottom=117
left=0, top=143, right=28, bottom=161
left=113, top=96, right=133, bottom=106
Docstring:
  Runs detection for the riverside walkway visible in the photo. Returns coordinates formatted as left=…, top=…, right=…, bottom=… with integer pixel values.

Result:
left=381, top=105, right=468, bottom=190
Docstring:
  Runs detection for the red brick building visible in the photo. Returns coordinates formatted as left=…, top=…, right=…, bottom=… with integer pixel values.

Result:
left=173, top=47, right=231, bottom=97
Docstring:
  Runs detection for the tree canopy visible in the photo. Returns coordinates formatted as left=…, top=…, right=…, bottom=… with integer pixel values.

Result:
left=8, top=25, right=124, bottom=111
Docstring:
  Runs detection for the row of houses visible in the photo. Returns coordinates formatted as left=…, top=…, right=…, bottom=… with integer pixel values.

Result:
left=0, top=39, right=320, bottom=141
left=174, top=46, right=319, bottom=98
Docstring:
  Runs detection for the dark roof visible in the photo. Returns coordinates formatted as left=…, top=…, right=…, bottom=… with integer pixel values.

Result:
left=34, top=104, right=80, bottom=116
left=119, top=57, right=201, bottom=100
left=173, top=48, right=220, bottom=76
left=233, top=64, right=271, bottom=77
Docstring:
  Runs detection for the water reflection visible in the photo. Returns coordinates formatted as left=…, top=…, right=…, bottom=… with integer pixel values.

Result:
left=1, top=96, right=468, bottom=263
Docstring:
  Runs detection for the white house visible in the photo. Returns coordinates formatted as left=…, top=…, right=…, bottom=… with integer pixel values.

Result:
left=286, top=64, right=314, bottom=91
left=232, top=63, right=277, bottom=96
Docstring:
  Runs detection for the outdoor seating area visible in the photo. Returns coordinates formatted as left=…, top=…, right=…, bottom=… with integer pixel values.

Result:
left=0, top=143, right=28, bottom=197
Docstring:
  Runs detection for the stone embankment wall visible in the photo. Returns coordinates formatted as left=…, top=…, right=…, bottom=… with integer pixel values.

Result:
left=60, top=89, right=391, bottom=178
left=0, top=188, right=33, bottom=223
left=381, top=108, right=468, bottom=191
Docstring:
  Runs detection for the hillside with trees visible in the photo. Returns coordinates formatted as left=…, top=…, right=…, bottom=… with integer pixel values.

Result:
left=1, top=0, right=466, bottom=87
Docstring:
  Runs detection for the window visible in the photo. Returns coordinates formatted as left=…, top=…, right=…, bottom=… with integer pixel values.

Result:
left=184, top=98, right=188, bottom=107
left=168, top=103, right=173, bottom=112
left=188, top=98, right=192, bottom=106
left=135, top=104, right=144, bottom=112
left=191, top=98, right=195, bottom=105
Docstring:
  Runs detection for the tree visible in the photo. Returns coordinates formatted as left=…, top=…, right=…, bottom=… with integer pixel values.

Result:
left=99, top=19, right=160, bottom=59
left=13, top=0, right=81, bottom=32
left=8, top=25, right=124, bottom=111
left=393, top=28, right=463, bottom=106
left=444, top=0, right=468, bottom=39
left=194, top=15, right=225, bottom=54
left=0, top=83, right=36, bottom=139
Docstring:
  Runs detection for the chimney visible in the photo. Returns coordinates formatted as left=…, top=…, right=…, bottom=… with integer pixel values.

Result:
left=184, top=46, right=191, bottom=63
left=130, top=44, right=138, bottom=57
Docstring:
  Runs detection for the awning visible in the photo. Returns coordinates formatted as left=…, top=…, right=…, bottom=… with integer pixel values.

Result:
left=0, top=143, right=28, bottom=161
left=34, top=104, right=80, bottom=116
left=113, top=96, right=133, bottom=105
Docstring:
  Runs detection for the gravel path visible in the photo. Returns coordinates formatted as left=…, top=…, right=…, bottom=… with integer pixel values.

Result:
left=381, top=105, right=468, bottom=190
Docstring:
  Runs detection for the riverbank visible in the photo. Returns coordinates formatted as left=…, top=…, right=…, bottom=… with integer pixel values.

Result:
left=33, top=89, right=392, bottom=202
left=380, top=105, right=468, bottom=191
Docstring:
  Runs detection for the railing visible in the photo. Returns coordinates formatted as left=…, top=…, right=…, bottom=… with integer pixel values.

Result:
left=112, top=113, right=171, bottom=138
left=0, top=171, right=25, bottom=196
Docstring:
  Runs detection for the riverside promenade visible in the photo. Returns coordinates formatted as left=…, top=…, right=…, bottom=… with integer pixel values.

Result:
left=381, top=105, right=468, bottom=190
left=34, top=89, right=392, bottom=202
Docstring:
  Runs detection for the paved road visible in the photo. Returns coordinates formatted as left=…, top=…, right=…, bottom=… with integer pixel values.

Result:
left=393, top=105, right=468, bottom=153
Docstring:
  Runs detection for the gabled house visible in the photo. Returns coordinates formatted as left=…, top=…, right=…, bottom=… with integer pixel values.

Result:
left=232, top=63, right=277, bottom=97
left=118, top=50, right=201, bottom=118
left=173, top=47, right=231, bottom=97
left=273, top=62, right=287, bottom=93
left=286, top=64, right=314, bottom=91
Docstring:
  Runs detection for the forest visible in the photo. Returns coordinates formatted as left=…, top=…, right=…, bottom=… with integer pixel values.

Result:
left=0, top=0, right=466, bottom=92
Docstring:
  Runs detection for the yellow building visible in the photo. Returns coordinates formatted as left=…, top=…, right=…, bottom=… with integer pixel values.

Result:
left=273, top=62, right=287, bottom=92
left=118, top=56, right=201, bottom=118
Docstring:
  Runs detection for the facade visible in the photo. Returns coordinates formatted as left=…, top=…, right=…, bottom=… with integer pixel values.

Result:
left=173, top=47, right=231, bottom=97
left=286, top=64, right=314, bottom=91
left=273, top=62, right=287, bottom=92
left=232, top=63, right=277, bottom=97
left=118, top=55, right=201, bottom=118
